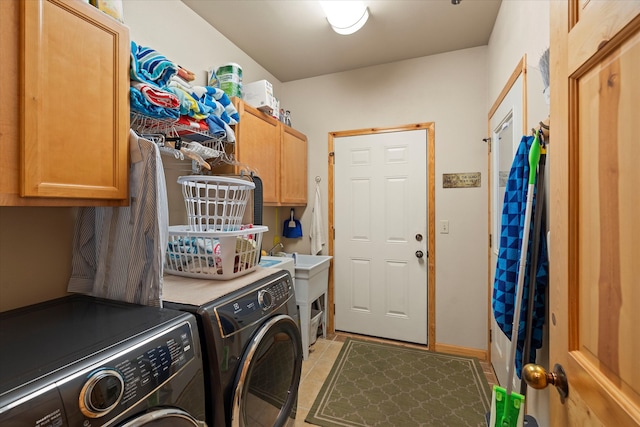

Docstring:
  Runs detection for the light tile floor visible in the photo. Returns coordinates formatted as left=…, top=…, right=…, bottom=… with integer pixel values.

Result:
left=295, top=333, right=499, bottom=426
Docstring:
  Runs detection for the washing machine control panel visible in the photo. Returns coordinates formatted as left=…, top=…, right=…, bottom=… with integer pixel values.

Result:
left=63, top=321, right=196, bottom=423
left=215, top=275, right=294, bottom=337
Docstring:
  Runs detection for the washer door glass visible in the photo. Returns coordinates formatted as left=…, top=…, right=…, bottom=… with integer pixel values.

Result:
left=231, top=314, right=303, bottom=427
left=119, top=408, right=202, bottom=427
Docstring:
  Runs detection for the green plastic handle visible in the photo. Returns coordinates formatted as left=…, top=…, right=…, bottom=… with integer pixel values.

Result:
left=528, top=131, right=541, bottom=185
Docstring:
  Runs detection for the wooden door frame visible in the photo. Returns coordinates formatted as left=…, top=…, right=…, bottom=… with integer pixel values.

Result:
left=486, top=55, right=528, bottom=367
left=327, top=122, right=436, bottom=350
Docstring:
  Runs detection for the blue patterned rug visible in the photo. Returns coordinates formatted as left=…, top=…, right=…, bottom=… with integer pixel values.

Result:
left=306, top=338, right=491, bottom=427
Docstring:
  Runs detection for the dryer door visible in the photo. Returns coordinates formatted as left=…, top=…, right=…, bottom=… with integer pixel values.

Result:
left=231, top=314, right=303, bottom=427
left=119, top=408, right=203, bottom=426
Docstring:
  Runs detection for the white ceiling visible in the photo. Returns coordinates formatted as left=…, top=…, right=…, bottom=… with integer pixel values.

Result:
left=181, top=0, right=502, bottom=82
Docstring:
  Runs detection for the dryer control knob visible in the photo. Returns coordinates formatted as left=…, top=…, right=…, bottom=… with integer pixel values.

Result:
left=258, top=289, right=274, bottom=310
left=79, top=369, right=124, bottom=418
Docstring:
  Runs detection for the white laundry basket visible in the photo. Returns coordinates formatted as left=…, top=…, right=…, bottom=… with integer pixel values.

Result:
left=165, top=225, right=267, bottom=280
left=178, top=175, right=254, bottom=232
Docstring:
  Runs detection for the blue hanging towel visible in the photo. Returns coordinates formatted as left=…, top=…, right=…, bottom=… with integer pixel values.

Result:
left=493, top=135, right=549, bottom=378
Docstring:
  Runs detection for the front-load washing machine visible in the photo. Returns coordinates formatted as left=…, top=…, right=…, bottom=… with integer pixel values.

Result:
left=0, top=294, right=207, bottom=426
left=163, top=268, right=302, bottom=427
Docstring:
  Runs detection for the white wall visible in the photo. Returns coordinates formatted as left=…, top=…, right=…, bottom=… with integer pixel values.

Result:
left=124, top=1, right=280, bottom=90
left=488, top=0, right=550, bottom=129
left=280, top=48, right=490, bottom=351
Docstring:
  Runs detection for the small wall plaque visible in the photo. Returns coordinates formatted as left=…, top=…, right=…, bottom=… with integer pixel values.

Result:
left=443, top=172, right=481, bottom=189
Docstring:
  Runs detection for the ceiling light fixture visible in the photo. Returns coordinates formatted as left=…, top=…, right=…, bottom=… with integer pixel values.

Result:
left=319, top=1, right=369, bottom=35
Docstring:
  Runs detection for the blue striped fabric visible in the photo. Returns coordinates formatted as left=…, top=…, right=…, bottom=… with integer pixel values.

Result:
left=130, top=41, right=178, bottom=88
left=205, top=86, right=240, bottom=124
left=165, top=85, right=214, bottom=120
left=130, top=87, right=180, bottom=120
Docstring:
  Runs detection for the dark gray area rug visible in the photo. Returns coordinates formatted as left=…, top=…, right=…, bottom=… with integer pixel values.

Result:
left=305, top=338, right=491, bottom=427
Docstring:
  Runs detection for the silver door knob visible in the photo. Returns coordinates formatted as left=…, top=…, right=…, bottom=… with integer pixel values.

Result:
left=415, top=250, right=424, bottom=258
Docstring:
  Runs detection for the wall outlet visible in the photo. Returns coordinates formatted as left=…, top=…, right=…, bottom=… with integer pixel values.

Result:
left=440, top=220, right=449, bottom=234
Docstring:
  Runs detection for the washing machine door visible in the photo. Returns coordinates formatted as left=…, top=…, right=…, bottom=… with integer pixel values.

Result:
left=231, top=314, right=303, bottom=427
left=119, top=408, right=205, bottom=426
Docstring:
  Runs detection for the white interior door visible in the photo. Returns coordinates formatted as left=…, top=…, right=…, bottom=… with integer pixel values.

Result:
left=489, top=67, right=524, bottom=391
left=334, top=129, right=428, bottom=344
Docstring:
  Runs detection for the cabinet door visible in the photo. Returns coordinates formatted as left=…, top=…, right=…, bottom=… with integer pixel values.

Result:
left=21, top=0, right=129, bottom=200
left=235, top=102, right=280, bottom=204
left=280, top=125, right=307, bottom=205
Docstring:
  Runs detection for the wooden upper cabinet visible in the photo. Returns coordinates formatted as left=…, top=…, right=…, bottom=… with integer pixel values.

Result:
left=280, top=125, right=307, bottom=205
left=0, top=0, right=130, bottom=206
left=233, top=100, right=281, bottom=203
left=231, top=99, right=308, bottom=206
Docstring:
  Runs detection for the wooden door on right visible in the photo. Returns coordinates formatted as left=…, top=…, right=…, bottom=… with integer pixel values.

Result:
left=548, top=2, right=640, bottom=425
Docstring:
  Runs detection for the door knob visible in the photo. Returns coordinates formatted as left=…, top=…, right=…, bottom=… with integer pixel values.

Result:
left=415, top=250, right=424, bottom=258
left=522, top=363, right=569, bottom=403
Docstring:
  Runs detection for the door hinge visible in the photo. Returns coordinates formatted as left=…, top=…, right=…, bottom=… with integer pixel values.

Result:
left=333, top=228, right=335, bottom=240
left=329, top=151, right=335, bottom=164
left=489, top=233, right=492, bottom=248
left=489, top=329, right=492, bottom=343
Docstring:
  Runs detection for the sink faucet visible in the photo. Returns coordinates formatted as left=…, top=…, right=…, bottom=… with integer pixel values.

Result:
left=267, top=242, right=284, bottom=256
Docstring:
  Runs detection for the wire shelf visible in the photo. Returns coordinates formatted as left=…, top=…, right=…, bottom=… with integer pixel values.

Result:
left=130, top=111, right=227, bottom=150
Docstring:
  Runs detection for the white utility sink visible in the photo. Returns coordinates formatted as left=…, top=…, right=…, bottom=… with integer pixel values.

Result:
left=294, top=254, right=332, bottom=280
left=258, top=256, right=294, bottom=279
left=292, top=254, right=332, bottom=360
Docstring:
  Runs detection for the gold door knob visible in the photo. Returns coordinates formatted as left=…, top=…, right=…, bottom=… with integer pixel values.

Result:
left=522, top=363, right=569, bottom=403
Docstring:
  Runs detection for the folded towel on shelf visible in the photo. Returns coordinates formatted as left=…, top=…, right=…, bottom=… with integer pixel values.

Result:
left=165, top=85, right=214, bottom=120
left=176, top=115, right=209, bottom=131
left=205, top=86, right=240, bottom=125
left=169, top=75, right=193, bottom=91
left=187, top=85, right=230, bottom=122
left=222, top=121, right=236, bottom=143
left=175, top=115, right=225, bottom=142
left=170, top=76, right=239, bottom=121
left=204, top=115, right=228, bottom=139
left=130, top=87, right=180, bottom=120
left=171, top=80, right=239, bottom=126
left=131, top=81, right=180, bottom=109
left=130, top=41, right=178, bottom=88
